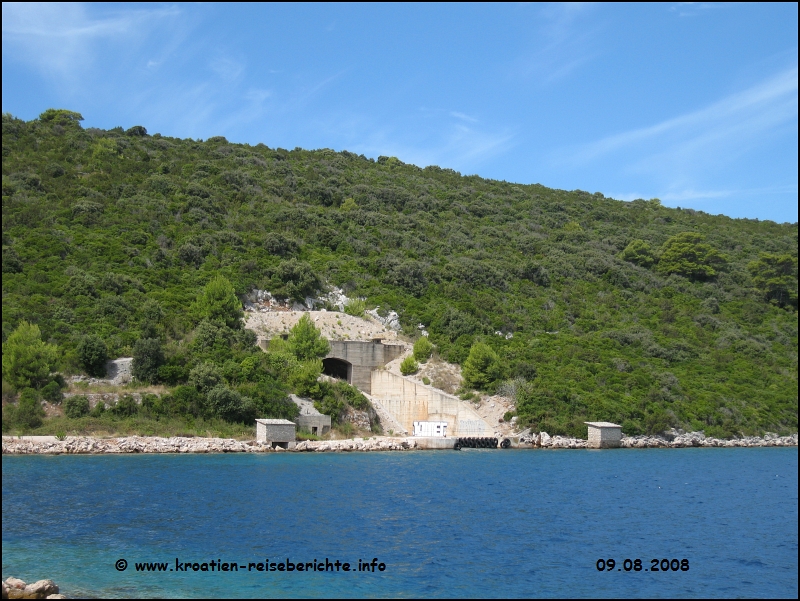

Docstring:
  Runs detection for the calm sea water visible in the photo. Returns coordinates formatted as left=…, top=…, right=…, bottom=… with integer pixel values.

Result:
left=2, top=448, right=797, bottom=598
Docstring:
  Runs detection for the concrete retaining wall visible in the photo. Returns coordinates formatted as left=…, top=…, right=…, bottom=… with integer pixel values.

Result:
left=370, top=371, right=491, bottom=437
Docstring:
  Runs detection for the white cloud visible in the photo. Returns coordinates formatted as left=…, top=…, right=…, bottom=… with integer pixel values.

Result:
left=209, top=57, right=244, bottom=81
left=2, top=3, right=180, bottom=82
left=560, top=66, right=798, bottom=173
left=513, top=2, right=599, bottom=84
left=450, top=111, right=478, bottom=123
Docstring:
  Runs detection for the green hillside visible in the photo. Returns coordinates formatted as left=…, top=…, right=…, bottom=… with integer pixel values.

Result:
left=2, top=110, right=797, bottom=437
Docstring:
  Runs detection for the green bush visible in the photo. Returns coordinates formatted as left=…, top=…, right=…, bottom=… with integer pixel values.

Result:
left=657, top=232, right=726, bottom=280
left=188, top=362, right=222, bottom=393
left=413, top=337, right=434, bottom=362
left=400, top=355, right=419, bottom=375
left=6, top=388, right=46, bottom=429
left=40, top=381, right=63, bottom=404
left=620, top=239, right=655, bottom=268
left=461, top=343, right=501, bottom=391
left=287, top=314, right=330, bottom=361
left=206, top=385, right=255, bottom=423
left=344, top=298, right=366, bottom=317
left=332, top=380, right=370, bottom=410
left=64, top=395, right=90, bottom=418
left=109, top=395, right=139, bottom=418
left=288, top=359, right=324, bottom=398
left=2, top=321, right=58, bottom=390
left=747, top=253, right=798, bottom=309
left=132, top=338, right=164, bottom=383
left=77, top=335, right=108, bottom=377
left=191, top=275, right=243, bottom=330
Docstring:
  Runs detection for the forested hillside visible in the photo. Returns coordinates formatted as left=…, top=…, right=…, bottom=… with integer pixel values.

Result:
left=2, top=110, right=797, bottom=437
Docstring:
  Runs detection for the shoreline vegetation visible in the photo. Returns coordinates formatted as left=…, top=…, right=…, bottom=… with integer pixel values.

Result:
left=2, top=110, right=797, bottom=440
left=3, top=432, right=797, bottom=455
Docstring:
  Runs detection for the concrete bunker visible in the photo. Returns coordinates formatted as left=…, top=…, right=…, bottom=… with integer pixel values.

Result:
left=322, top=358, right=352, bottom=383
left=585, top=422, right=622, bottom=448
left=256, top=419, right=297, bottom=449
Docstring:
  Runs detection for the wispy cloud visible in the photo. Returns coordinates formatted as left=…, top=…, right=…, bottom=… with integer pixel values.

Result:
left=209, top=57, right=244, bottom=81
left=450, top=111, right=478, bottom=123
left=513, top=2, right=599, bottom=84
left=2, top=3, right=180, bottom=82
left=560, top=67, right=798, bottom=172
left=349, top=121, right=515, bottom=173
left=669, top=3, right=729, bottom=18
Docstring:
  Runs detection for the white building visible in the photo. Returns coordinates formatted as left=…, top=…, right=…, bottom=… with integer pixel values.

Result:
left=413, top=421, right=448, bottom=437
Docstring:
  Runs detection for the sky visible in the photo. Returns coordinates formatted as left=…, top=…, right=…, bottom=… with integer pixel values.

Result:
left=2, top=2, right=798, bottom=223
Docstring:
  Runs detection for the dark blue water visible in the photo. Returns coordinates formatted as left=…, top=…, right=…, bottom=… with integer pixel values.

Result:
left=2, top=448, right=797, bottom=598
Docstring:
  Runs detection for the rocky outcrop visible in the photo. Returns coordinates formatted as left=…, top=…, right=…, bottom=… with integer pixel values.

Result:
left=2, top=577, right=64, bottom=599
left=67, top=357, right=132, bottom=386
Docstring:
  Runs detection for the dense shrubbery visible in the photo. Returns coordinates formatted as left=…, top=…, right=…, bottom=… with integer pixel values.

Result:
left=1, top=110, right=797, bottom=437
left=400, top=355, right=419, bottom=375
left=413, top=337, right=434, bottom=362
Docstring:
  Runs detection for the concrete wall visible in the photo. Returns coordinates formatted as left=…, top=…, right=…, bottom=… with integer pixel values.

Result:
left=295, top=414, right=331, bottom=435
left=326, top=341, right=404, bottom=394
left=370, top=371, right=491, bottom=437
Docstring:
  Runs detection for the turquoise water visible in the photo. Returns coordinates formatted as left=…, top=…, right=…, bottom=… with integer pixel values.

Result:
left=2, top=448, right=797, bottom=598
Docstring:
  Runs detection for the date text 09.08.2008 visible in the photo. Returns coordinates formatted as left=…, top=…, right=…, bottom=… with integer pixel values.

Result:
left=596, top=559, right=689, bottom=572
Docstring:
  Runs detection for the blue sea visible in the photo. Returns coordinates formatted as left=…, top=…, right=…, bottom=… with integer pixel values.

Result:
left=2, top=448, right=797, bottom=598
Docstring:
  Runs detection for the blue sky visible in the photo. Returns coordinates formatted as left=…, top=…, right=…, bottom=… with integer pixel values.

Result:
left=2, top=2, right=797, bottom=223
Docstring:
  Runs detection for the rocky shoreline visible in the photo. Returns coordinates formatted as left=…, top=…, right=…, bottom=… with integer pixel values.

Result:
left=2, top=577, right=64, bottom=599
left=519, top=431, right=799, bottom=449
left=2, top=431, right=797, bottom=455
left=1, top=435, right=419, bottom=455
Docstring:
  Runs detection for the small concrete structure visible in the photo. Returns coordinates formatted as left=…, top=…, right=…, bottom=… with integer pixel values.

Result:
left=413, top=436, right=458, bottom=450
left=585, top=422, right=622, bottom=448
left=256, top=419, right=297, bottom=449
left=296, top=414, right=331, bottom=436
left=289, top=394, right=332, bottom=436
left=413, top=421, right=448, bottom=437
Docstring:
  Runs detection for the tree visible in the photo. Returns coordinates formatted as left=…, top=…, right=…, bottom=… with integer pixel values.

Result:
left=271, top=259, right=319, bottom=301
left=132, top=338, right=164, bottom=383
left=77, top=335, right=108, bottom=377
left=413, top=337, right=434, bottom=362
left=657, top=233, right=725, bottom=280
left=64, top=395, right=90, bottom=418
left=192, top=275, right=243, bottom=330
left=462, top=342, right=501, bottom=391
left=6, top=388, right=46, bottom=430
left=287, top=314, right=329, bottom=361
left=38, top=109, right=83, bottom=126
left=206, top=385, right=254, bottom=423
left=400, top=355, right=419, bottom=375
left=2, top=321, right=58, bottom=390
left=747, top=253, right=798, bottom=309
left=620, top=239, right=656, bottom=268
left=188, top=361, right=222, bottom=393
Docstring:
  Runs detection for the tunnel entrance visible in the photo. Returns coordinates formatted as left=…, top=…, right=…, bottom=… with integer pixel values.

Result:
left=322, top=358, right=352, bottom=383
